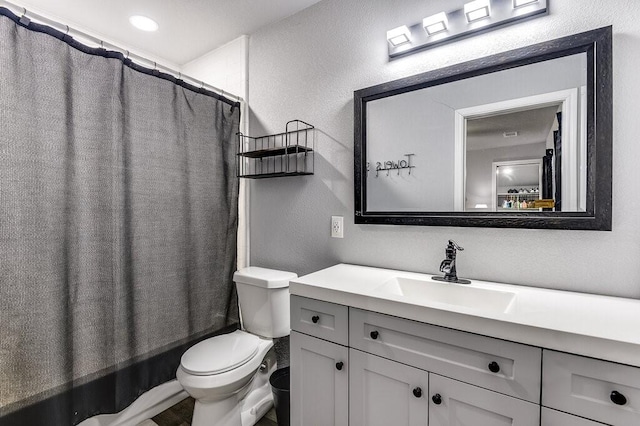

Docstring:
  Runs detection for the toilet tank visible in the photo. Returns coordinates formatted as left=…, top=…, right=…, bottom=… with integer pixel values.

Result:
left=233, top=267, right=297, bottom=338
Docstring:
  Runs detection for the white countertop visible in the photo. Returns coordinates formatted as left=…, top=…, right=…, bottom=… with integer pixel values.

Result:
left=290, top=264, right=640, bottom=367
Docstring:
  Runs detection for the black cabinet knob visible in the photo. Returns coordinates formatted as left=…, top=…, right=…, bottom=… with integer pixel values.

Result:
left=311, top=315, right=320, bottom=323
left=413, top=387, right=422, bottom=398
left=432, top=394, right=442, bottom=405
left=610, top=390, right=627, bottom=406
left=335, top=361, right=344, bottom=371
left=488, top=361, right=500, bottom=373
left=370, top=330, right=379, bottom=340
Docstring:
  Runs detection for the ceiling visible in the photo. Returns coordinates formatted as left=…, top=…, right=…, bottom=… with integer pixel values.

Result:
left=13, top=0, right=323, bottom=66
left=466, top=105, right=560, bottom=151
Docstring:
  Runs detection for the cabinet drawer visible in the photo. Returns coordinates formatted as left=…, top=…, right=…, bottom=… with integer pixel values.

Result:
left=430, top=373, right=540, bottom=426
left=349, top=308, right=541, bottom=403
left=542, top=350, right=640, bottom=425
left=291, top=296, right=348, bottom=345
left=541, top=407, right=609, bottom=426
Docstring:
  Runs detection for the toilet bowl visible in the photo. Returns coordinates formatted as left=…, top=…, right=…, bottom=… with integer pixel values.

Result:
left=176, top=267, right=296, bottom=426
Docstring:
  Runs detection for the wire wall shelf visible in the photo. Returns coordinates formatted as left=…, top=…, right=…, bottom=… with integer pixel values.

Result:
left=237, top=120, right=315, bottom=179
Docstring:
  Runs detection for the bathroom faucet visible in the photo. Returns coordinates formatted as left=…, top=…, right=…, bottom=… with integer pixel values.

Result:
left=432, top=240, right=471, bottom=284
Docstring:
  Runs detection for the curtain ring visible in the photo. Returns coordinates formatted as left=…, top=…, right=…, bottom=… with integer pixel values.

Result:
left=125, top=50, right=130, bottom=60
left=177, top=72, right=182, bottom=81
left=19, top=8, right=30, bottom=25
left=65, top=25, right=70, bottom=35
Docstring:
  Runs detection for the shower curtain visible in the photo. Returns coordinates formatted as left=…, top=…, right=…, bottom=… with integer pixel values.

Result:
left=0, top=8, right=240, bottom=425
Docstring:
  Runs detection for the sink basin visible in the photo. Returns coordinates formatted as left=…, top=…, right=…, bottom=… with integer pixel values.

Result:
left=374, top=277, right=516, bottom=314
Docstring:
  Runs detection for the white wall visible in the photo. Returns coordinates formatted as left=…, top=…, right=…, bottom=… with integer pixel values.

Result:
left=181, top=35, right=248, bottom=99
left=248, top=0, right=640, bottom=298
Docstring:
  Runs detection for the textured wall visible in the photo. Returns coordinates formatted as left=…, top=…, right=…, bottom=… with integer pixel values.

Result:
left=248, top=0, right=640, bottom=298
left=181, top=35, right=248, bottom=98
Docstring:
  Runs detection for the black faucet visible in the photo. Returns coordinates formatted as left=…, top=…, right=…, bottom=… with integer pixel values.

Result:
left=432, top=240, right=471, bottom=284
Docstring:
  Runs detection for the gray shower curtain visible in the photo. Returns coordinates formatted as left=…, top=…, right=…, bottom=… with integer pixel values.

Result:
left=0, top=9, right=239, bottom=425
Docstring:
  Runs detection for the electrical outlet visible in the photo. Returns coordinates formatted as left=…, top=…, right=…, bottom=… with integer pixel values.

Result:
left=331, top=216, right=344, bottom=238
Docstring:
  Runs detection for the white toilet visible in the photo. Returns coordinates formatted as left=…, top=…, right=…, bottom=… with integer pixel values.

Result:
left=176, top=267, right=296, bottom=426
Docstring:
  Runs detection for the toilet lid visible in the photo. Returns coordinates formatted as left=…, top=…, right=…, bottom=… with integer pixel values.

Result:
left=180, top=331, right=260, bottom=376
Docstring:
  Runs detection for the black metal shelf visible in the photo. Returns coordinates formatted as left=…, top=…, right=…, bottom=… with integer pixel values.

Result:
left=238, top=145, right=313, bottom=159
left=237, top=120, right=315, bottom=179
left=241, top=171, right=314, bottom=179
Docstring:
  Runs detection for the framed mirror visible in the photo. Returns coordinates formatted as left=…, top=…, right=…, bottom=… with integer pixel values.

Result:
left=354, top=27, right=612, bottom=230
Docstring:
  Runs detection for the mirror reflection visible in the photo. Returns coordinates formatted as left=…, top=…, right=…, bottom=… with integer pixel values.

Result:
left=365, top=53, right=586, bottom=213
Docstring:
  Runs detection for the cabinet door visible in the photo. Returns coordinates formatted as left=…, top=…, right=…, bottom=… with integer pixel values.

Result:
left=541, top=407, right=610, bottom=426
left=429, top=374, right=540, bottom=426
left=350, top=349, right=429, bottom=426
left=290, top=331, right=348, bottom=426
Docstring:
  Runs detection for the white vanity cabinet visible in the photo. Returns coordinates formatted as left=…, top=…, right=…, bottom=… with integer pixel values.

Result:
left=290, top=331, right=349, bottom=426
left=349, top=308, right=542, bottom=403
left=349, top=348, right=429, bottom=426
left=541, top=408, right=610, bottom=426
left=291, top=296, right=541, bottom=425
left=349, top=348, right=540, bottom=426
left=429, top=374, right=540, bottom=426
left=290, top=294, right=639, bottom=425
left=290, top=296, right=349, bottom=426
left=542, top=350, right=640, bottom=425
left=349, top=307, right=540, bottom=426
left=290, top=295, right=349, bottom=346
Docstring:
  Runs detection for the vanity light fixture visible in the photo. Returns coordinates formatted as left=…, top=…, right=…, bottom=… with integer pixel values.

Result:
left=513, top=0, right=539, bottom=7
left=386, top=0, right=547, bottom=58
left=129, top=15, right=159, bottom=32
left=423, top=12, right=449, bottom=36
left=464, top=0, right=491, bottom=22
left=386, top=25, right=411, bottom=47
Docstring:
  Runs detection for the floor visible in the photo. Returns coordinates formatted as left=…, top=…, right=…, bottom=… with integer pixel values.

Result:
left=137, top=397, right=278, bottom=426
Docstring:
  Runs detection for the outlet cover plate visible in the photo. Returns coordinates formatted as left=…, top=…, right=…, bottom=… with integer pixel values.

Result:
left=331, top=216, right=344, bottom=238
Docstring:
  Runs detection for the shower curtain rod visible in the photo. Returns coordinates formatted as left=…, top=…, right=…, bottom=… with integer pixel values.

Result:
left=0, top=0, right=244, bottom=104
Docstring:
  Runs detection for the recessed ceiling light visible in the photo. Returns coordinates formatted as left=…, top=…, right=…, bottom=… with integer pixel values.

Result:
left=129, top=15, right=158, bottom=32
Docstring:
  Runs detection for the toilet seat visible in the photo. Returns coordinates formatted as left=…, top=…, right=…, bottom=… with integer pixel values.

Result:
left=180, top=330, right=260, bottom=376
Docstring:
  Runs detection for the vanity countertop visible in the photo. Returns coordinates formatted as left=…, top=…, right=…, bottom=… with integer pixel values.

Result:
left=290, top=264, right=640, bottom=367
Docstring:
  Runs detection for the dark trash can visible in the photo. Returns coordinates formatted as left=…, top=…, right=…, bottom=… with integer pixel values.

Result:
left=269, top=366, right=290, bottom=426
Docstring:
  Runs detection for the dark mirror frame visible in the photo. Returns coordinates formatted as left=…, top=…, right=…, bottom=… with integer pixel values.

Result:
left=354, top=26, right=612, bottom=230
